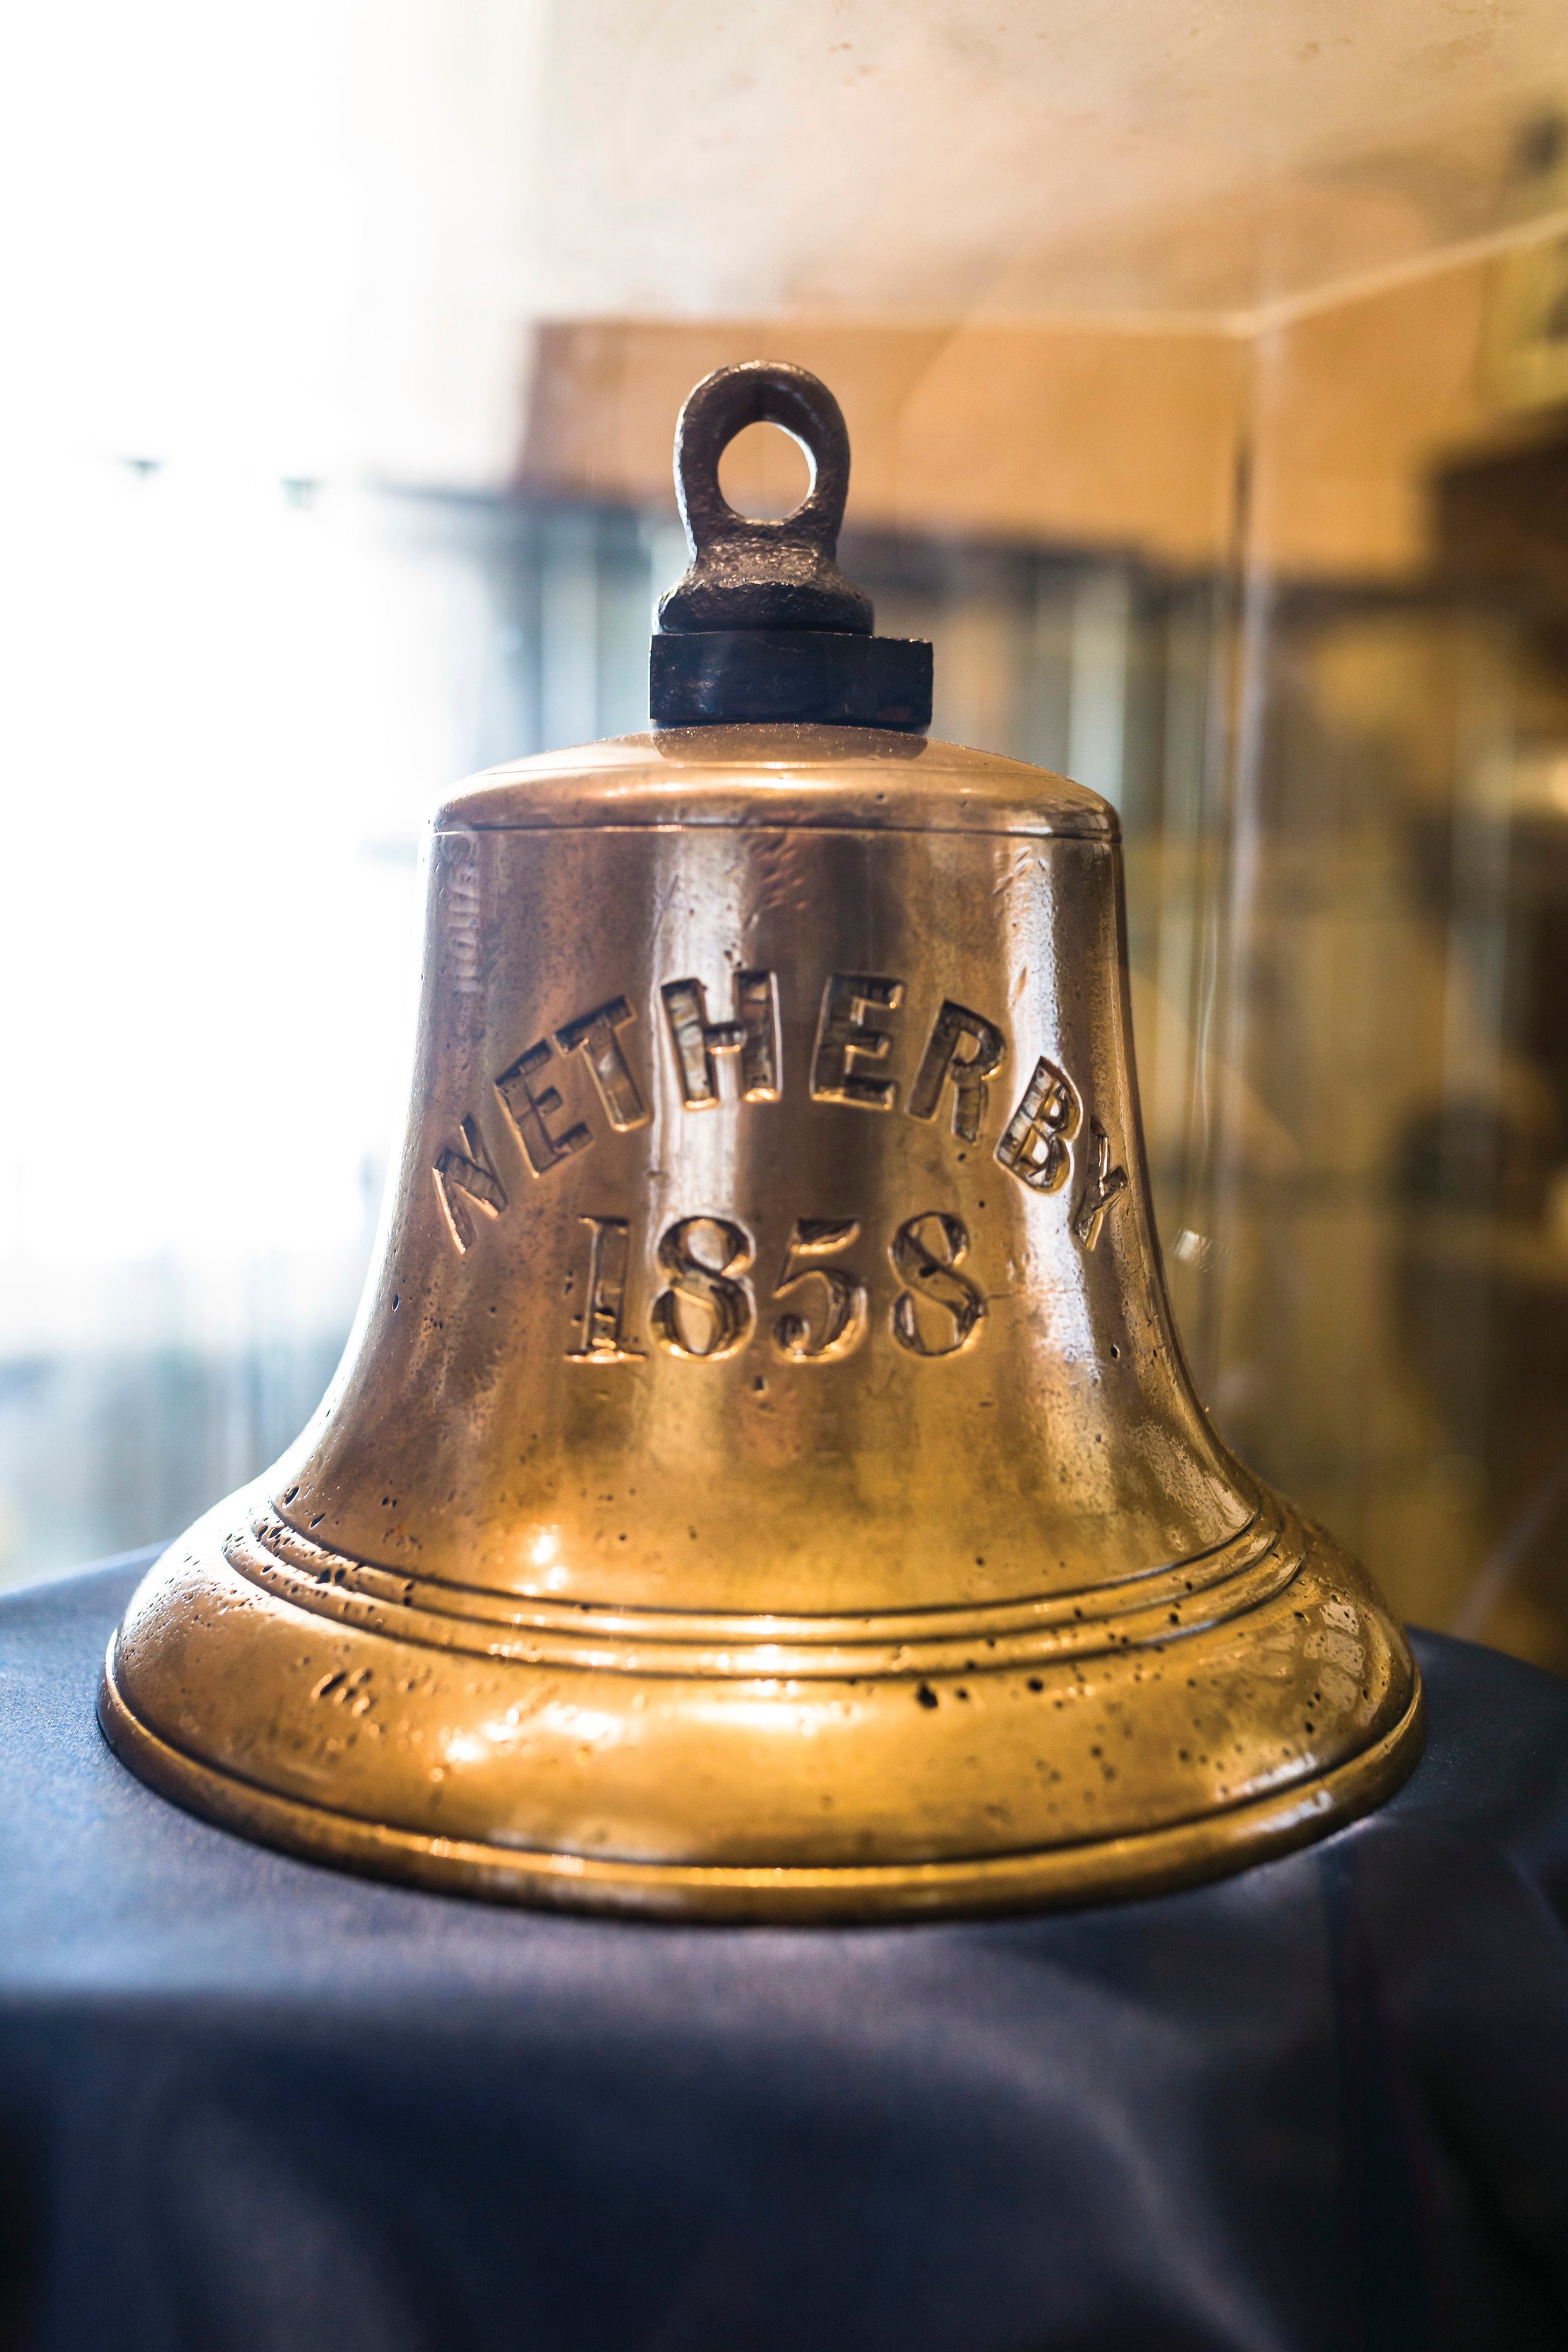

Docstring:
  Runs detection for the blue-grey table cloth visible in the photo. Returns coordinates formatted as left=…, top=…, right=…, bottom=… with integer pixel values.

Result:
left=1, top=1553, right=1566, bottom=2352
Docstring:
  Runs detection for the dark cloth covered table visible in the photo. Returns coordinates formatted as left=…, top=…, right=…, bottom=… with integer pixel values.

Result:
left=2, top=1557, right=1567, bottom=2352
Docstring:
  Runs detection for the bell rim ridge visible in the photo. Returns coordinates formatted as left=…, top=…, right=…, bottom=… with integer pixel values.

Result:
left=217, top=1481, right=1296, bottom=1674
left=98, top=1633, right=1421, bottom=1925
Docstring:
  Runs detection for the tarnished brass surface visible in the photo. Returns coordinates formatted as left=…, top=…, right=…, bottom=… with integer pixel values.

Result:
left=101, top=724, right=1423, bottom=1917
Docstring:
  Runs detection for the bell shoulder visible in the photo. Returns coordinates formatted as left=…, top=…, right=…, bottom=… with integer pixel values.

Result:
left=433, top=726, right=1120, bottom=842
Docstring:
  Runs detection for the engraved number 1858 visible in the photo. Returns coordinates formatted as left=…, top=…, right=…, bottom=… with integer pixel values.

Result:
left=568, top=1210, right=983, bottom=1366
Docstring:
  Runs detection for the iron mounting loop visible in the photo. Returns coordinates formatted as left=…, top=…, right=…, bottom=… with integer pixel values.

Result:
left=658, top=362, right=873, bottom=636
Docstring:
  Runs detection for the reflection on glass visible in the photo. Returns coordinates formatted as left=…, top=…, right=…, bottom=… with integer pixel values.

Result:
left=6, top=16, right=1568, bottom=1679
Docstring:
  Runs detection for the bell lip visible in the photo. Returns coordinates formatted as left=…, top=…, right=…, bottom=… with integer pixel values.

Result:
left=97, top=1635, right=1425, bottom=1926
left=435, top=727, right=1118, bottom=842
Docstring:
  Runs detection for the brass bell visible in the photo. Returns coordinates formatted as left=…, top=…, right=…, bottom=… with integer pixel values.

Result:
left=100, top=363, right=1423, bottom=1920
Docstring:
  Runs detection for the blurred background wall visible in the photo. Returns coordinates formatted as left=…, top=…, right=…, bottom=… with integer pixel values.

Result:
left=6, top=1, right=1568, bottom=1669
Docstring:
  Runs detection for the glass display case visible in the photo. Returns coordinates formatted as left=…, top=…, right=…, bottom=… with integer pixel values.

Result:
left=4, top=1, right=1568, bottom=1676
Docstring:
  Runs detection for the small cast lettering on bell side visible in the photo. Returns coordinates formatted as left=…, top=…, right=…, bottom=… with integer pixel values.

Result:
left=811, top=974, right=904, bottom=1110
left=995, top=1055, right=1081, bottom=1192
left=313, top=1665, right=374, bottom=1715
left=555, top=996, right=650, bottom=1132
left=433, top=1116, right=508, bottom=1253
left=1073, top=1118, right=1128, bottom=1250
left=566, top=1216, right=645, bottom=1361
left=449, top=962, right=1115, bottom=1257
left=771, top=1219, right=868, bottom=1361
left=650, top=1216, right=755, bottom=1360
left=662, top=970, right=780, bottom=1108
left=908, top=999, right=1007, bottom=1143
left=495, top=1038, right=592, bottom=1177
left=442, top=838, right=483, bottom=998
left=890, top=1211, right=985, bottom=1357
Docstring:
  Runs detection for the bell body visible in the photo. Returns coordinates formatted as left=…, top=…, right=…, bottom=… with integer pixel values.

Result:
left=102, top=726, right=1421, bottom=1918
